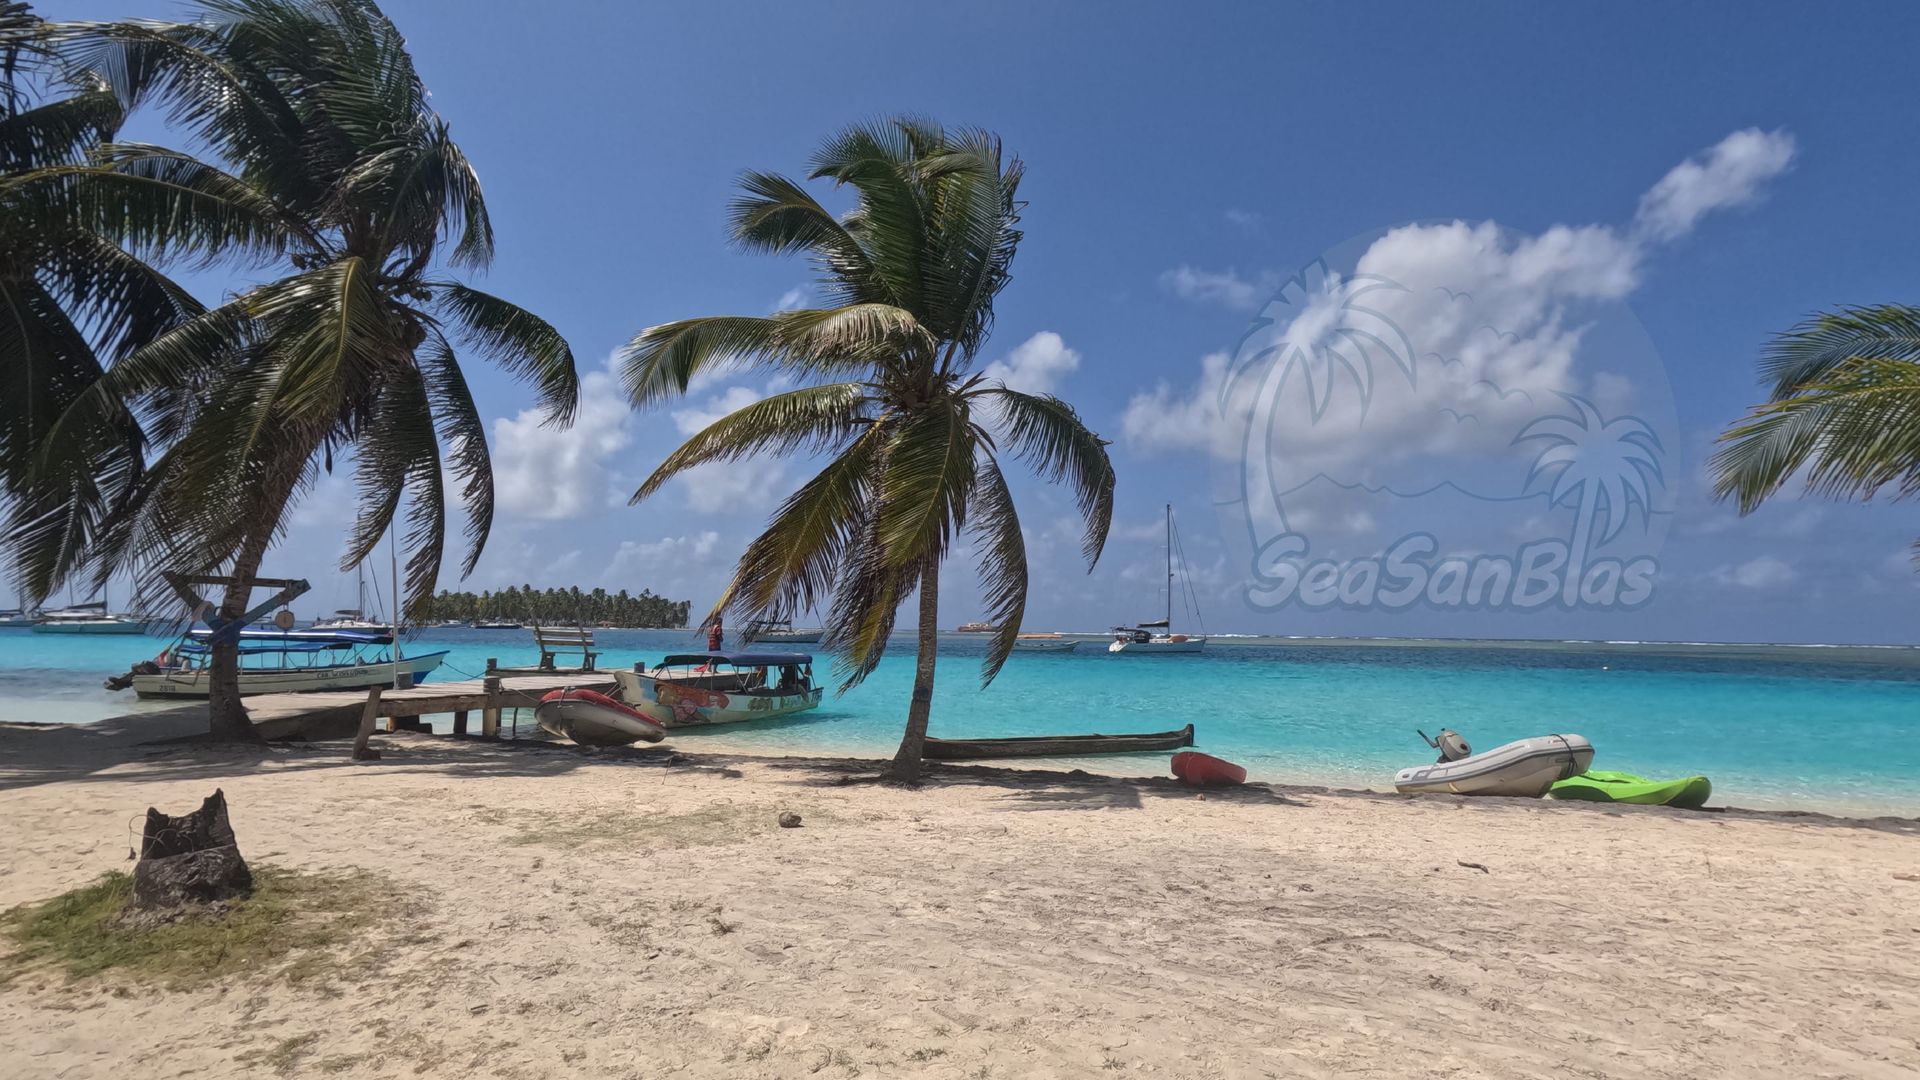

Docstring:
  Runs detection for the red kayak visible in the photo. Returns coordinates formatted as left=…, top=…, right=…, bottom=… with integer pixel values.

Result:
left=1171, top=751, right=1247, bottom=787
left=536, top=687, right=666, bottom=747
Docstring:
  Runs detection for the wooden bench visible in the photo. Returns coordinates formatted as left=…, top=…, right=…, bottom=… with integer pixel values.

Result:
left=532, top=625, right=598, bottom=671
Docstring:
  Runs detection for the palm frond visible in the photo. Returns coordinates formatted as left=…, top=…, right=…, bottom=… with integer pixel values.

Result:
left=981, top=387, right=1114, bottom=566
left=417, top=326, right=494, bottom=578
left=630, top=382, right=871, bottom=505
left=1757, top=305, right=1920, bottom=398
left=872, top=396, right=977, bottom=570
left=430, top=281, right=576, bottom=422
left=967, top=454, right=1026, bottom=686
left=1714, top=356, right=1920, bottom=511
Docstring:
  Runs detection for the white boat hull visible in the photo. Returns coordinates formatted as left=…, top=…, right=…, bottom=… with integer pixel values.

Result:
left=1108, top=637, right=1207, bottom=654
left=536, top=696, right=666, bottom=746
left=613, top=669, right=824, bottom=728
left=1394, top=734, right=1595, bottom=798
left=34, top=620, right=147, bottom=634
left=130, top=653, right=447, bottom=698
left=1014, top=639, right=1079, bottom=653
left=754, top=631, right=822, bottom=644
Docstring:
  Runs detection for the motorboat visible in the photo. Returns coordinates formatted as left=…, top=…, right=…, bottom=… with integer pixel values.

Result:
left=536, top=687, right=666, bottom=747
left=613, top=651, right=823, bottom=728
left=1393, top=728, right=1594, bottom=798
left=1012, top=633, right=1079, bottom=653
left=954, top=621, right=994, bottom=633
left=0, top=608, right=36, bottom=629
left=111, top=627, right=446, bottom=698
left=33, top=602, right=146, bottom=634
left=922, top=724, right=1195, bottom=760
left=1108, top=504, right=1207, bottom=655
left=744, top=618, right=824, bottom=644
left=473, top=620, right=524, bottom=630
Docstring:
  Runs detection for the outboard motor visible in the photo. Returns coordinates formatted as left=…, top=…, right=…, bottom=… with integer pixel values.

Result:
left=1417, top=728, right=1473, bottom=763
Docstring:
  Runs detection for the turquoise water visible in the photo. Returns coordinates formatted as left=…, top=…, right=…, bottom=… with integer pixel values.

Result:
left=4, top=627, right=1918, bottom=815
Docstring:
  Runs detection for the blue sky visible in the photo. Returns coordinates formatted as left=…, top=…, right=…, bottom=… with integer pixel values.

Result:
left=52, top=1, right=1920, bottom=643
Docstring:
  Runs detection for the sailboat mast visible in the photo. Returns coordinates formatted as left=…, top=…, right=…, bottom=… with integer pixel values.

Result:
left=1165, top=503, right=1173, bottom=629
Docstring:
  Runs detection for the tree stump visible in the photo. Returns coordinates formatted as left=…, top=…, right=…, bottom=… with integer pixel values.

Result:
left=130, top=789, right=254, bottom=910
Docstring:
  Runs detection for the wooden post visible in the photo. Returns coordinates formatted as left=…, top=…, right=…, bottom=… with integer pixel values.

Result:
left=480, top=676, right=502, bottom=738
left=452, top=709, right=469, bottom=735
left=351, top=686, right=383, bottom=761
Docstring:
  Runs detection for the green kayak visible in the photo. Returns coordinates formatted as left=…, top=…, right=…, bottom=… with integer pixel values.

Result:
left=1548, top=770, right=1711, bottom=808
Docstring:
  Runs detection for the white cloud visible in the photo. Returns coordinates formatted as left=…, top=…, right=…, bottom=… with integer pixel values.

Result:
left=492, top=356, right=633, bottom=521
left=672, top=385, right=763, bottom=436
left=1713, top=555, right=1796, bottom=589
left=983, top=331, right=1082, bottom=395
left=677, top=460, right=788, bottom=514
left=605, top=531, right=722, bottom=583
left=774, top=287, right=807, bottom=312
left=1224, top=208, right=1263, bottom=233
left=1158, top=265, right=1280, bottom=311
left=1126, top=127, right=1796, bottom=483
left=1633, top=129, right=1796, bottom=242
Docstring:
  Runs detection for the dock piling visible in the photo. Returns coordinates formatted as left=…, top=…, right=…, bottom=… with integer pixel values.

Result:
left=481, top=675, right=502, bottom=738
left=351, top=686, right=383, bottom=761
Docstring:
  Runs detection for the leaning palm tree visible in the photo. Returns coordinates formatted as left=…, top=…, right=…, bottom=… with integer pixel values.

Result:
left=8, top=0, right=577, bottom=739
left=623, top=119, right=1114, bottom=781
left=1, top=1, right=203, bottom=601
left=1714, top=306, right=1920, bottom=562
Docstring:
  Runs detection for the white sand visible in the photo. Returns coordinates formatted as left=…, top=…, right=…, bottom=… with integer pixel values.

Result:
left=2, top=719, right=1917, bottom=1079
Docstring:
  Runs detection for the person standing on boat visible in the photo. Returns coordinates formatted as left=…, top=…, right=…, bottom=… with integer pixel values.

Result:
left=706, top=614, right=724, bottom=653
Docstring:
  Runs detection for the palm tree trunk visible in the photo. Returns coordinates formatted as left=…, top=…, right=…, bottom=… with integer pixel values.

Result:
left=887, top=563, right=940, bottom=782
left=205, top=476, right=298, bottom=742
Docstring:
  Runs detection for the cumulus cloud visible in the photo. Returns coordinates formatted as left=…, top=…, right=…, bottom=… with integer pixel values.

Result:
left=983, top=331, right=1082, bottom=395
left=1126, top=127, right=1797, bottom=478
left=605, top=531, right=722, bottom=582
left=1713, top=554, right=1797, bottom=589
left=1633, top=129, right=1796, bottom=242
left=672, top=385, right=764, bottom=436
left=1158, top=265, right=1280, bottom=311
left=493, top=356, right=634, bottom=520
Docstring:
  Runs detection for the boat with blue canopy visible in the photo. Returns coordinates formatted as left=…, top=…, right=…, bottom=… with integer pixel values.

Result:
left=613, top=651, right=823, bottom=728
left=112, top=626, right=447, bottom=699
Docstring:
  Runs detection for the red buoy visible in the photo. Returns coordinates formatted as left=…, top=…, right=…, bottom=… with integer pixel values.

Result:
left=1171, top=751, right=1247, bottom=787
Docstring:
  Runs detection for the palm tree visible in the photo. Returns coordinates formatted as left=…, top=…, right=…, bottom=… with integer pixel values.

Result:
left=622, top=119, right=1115, bottom=781
left=1516, top=395, right=1662, bottom=603
left=1, top=2, right=203, bottom=604
left=1715, top=306, right=1920, bottom=563
left=6, top=0, right=577, bottom=739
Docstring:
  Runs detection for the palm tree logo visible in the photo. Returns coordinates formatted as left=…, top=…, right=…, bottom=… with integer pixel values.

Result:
left=1223, top=262, right=1416, bottom=544
left=1515, top=395, right=1664, bottom=604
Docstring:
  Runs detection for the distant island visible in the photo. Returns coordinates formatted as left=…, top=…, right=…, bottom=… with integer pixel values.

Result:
left=415, top=586, right=691, bottom=628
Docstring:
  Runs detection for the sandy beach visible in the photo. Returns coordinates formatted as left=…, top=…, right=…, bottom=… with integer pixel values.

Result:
left=2, top=717, right=1918, bottom=1080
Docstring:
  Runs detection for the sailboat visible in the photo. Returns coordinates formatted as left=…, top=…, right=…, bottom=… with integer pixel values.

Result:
left=1109, top=504, right=1207, bottom=655
left=32, top=588, right=147, bottom=635
left=311, top=565, right=390, bottom=631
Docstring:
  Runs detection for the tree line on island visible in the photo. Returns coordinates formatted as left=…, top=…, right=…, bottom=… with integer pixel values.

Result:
left=4, top=0, right=1916, bottom=780
left=415, top=586, right=691, bottom=629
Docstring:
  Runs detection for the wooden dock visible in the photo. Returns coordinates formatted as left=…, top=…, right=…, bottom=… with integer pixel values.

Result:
left=248, top=673, right=619, bottom=743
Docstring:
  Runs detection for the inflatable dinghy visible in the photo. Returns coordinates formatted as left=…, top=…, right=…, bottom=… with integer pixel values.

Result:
left=1394, top=729, right=1592, bottom=798
left=536, top=687, right=667, bottom=747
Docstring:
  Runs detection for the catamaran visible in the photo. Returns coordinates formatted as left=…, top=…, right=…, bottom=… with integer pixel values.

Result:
left=33, top=601, right=147, bottom=635
left=311, top=566, right=391, bottom=630
left=111, top=627, right=446, bottom=698
left=1110, top=504, right=1208, bottom=655
left=614, top=651, right=823, bottom=727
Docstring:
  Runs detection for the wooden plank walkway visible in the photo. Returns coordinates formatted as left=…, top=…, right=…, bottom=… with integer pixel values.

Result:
left=248, top=673, right=618, bottom=741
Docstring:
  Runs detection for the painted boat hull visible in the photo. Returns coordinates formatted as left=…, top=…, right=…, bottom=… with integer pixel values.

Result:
left=1172, top=751, right=1247, bottom=786
left=1394, top=734, right=1594, bottom=798
left=536, top=689, right=666, bottom=746
left=130, top=652, right=447, bottom=698
left=923, top=724, right=1196, bottom=761
left=1549, top=769, right=1711, bottom=808
left=1108, top=636, right=1207, bottom=654
left=613, top=669, right=824, bottom=728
